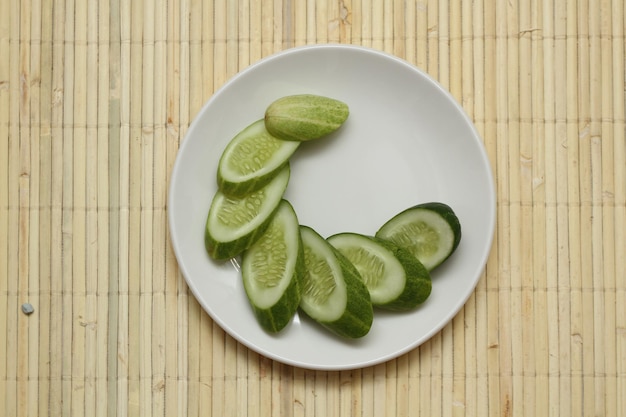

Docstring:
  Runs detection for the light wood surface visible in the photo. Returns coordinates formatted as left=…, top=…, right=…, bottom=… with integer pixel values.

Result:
left=1, top=0, right=625, bottom=415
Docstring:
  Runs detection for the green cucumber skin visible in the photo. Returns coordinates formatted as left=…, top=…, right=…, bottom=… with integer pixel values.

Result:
left=264, top=95, right=349, bottom=142
left=244, top=235, right=306, bottom=333
left=372, top=237, right=432, bottom=311
left=299, top=226, right=374, bottom=339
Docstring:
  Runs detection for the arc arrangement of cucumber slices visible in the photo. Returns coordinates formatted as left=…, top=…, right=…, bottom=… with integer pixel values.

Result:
left=204, top=94, right=462, bottom=338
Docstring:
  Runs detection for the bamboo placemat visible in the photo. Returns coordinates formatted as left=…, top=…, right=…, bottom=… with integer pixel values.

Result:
left=1, top=0, right=624, bottom=416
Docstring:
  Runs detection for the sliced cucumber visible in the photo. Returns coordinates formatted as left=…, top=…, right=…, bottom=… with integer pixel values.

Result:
left=241, top=200, right=304, bottom=333
left=376, top=202, right=462, bottom=271
left=327, top=233, right=432, bottom=311
left=217, top=119, right=300, bottom=196
left=299, top=226, right=373, bottom=338
left=205, top=165, right=290, bottom=260
left=264, top=94, right=350, bottom=142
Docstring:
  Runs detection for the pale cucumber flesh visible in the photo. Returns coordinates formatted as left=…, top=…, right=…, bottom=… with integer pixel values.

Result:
left=299, top=226, right=373, bottom=338
left=327, top=233, right=405, bottom=305
left=217, top=119, right=300, bottom=196
left=205, top=165, right=290, bottom=260
left=299, top=226, right=347, bottom=322
left=376, top=203, right=461, bottom=271
left=241, top=200, right=303, bottom=333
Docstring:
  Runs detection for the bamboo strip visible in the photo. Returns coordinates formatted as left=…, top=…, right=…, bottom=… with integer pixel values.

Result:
left=116, top=0, right=131, bottom=414
left=426, top=0, right=438, bottom=77
left=198, top=301, right=213, bottom=417
left=543, top=0, right=560, bottom=415
left=293, top=0, right=306, bottom=46
left=166, top=0, right=185, bottom=416
left=211, top=319, right=225, bottom=417
left=48, top=0, right=66, bottom=414
left=540, top=1, right=561, bottom=414
left=340, top=0, right=352, bottom=44
left=60, top=1, right=76, bottom=415
left=554, top=2, right=574, bottom=416
left=27, top=3, right=45, bottom=417
left=71, top=1, right=88, bottom=416
left=406, top=350, right=420, bottom=417
left=186, top=296, right=200, bottom=417
left=360, top=363, right=373, bottom=417
left=494, top=0, right=513, bottom=414
left=239, top=0, right=251, bottom=67
left=381, top=362, right=394, bottom=416
left=37, top=0, right=53, bottom=415
left=391, top=0, right=403, bottom=58
left=17, top=1, right=34, bottom=416
left=507, top=0, right=526, bottom=410
left=403, top=0, right=416, bottom=65
left=4, top=1, right=18, bottom=406
left=0, top=0, right=8, bottom=409
left=459, top=1, right=476, bottom=415
left=127, top=0, right=144, bottom=414
left=360, top=0, right=371, bottom=48
left=612, top=2, right=626, bottom=413
left=273, top=0, right=284, bottom=52
left=152, top=0, right=168, bottom=414
left=382, top=0, right=392, bottom=53
left=572, top=3, right=595, bottom=417
left=94, top=0, right=112, bottom=416
left=588, top=1, right=604, bottom=415
left=314, top=0, right=328, bottom=44
left=469, top=1, right=490, bottom=416
left=140, top=3, right=155, bottom=414
left=84, top=0, right=100, bottom=415
left=370, top=0, right=382, bottom=50
left=518, top=0, right=536, bottom=415
left=194, top=0, right=213, bottom=415
left=599, top=2, right=618, bottom=416
left=449, top=0, right=461, bottom=102
left=481, top=0, right=502, bottom=415
left=223, top=334, right=238, bottom=416
left=226, top=0, right=238, bottom=76
left=214, top=0, right=227, bottom=89
left=530, top=0, right=549, bottom=415
left=566, top=1, right=586, bottom=414
left=107, top=0, right=122, bottom=414
left=326, top=0, right=339, bottom=43
left=210, top=0, right=228, bottom=411
left=395, top=355, right=408, bottom=417
left=260, top=0, right=273, bottom=57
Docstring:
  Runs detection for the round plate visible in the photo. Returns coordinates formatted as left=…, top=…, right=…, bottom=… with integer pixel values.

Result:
left=168, top=44, right=495, bottom=370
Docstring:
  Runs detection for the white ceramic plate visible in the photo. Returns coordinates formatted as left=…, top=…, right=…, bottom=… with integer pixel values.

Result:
left=168, top=44, right=495, bottom=370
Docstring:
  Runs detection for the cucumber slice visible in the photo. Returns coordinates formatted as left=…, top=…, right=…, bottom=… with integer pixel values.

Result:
left=241, top=200, right=304, bottom=333
left=299, top=226, right=373, bottom=338
left=205, top=165, right=290, bottom=260
left=264, top=94, right=350, bottom=142
left=376, top=202, right=462, bottom=271
left=217, top=119, right=300, bottom=196
left=327, top=233, right=432, bottom=311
